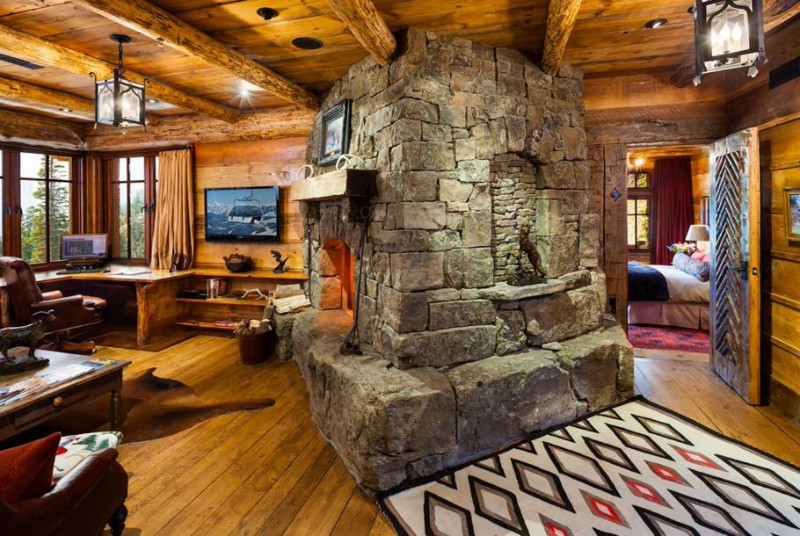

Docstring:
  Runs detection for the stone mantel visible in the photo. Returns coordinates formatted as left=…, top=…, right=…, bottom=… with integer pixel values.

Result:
left=289, top=168, right=377, bottom=202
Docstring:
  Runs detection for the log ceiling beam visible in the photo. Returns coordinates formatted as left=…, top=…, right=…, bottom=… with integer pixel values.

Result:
left=0, top=108, right=85, bottom=150
left=327, top=0, right=396, bottom=65
left=85, top=107, right=315, bottom=152
left=71, top=0, right=320, bottom=110
left=541, top=0, right=583, bottom=76
left=0, top=23, right=239, bottom=123
left=0, top=76, right=95, bottom=120
left=670, top=0, right=800, bottom=88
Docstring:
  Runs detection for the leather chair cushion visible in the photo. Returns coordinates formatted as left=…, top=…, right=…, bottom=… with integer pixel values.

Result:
left=82, top=296, right=107, bottom=310
left=0, top=433, right=61, bottom=504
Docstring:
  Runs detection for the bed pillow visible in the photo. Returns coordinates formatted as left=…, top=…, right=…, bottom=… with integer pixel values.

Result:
left=673, top=252, right=710, bottom=282
left=691, top=251, right=705, bottom=261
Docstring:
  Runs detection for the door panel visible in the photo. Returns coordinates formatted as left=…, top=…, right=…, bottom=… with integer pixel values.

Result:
left=709, top=129, right=761, bottom=404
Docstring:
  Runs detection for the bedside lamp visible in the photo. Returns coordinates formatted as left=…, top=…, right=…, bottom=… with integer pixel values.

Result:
left=686, top=225, right=710, bottom=252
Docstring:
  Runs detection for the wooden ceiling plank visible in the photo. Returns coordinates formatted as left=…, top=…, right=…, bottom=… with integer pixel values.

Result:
left=327, top=0, right=396, bottom=65
left=85, top=106, right=316, bottom=152
left=0, top=22, right=239, bottom=122
left=670, top=0, right=800, bottom=88
left=542, top=0, right=583, bottom=75
left=0, top=75, right=95, bottom=120
left=70, top=0, right=320, bottom=110
left=0, top=107, right=85, bottom=150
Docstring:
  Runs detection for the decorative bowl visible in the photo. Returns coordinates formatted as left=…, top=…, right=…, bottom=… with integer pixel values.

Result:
left=223, top=254, right=252, bottom=273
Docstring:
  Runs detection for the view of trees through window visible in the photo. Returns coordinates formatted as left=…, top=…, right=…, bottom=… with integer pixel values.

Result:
left=20, top=153, right=72, bottom=264
left=112, top=156, right=157, bottom=260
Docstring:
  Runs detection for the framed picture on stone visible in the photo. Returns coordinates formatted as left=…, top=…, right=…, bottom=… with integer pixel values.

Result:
left=318, top=99, right=352, bottom=166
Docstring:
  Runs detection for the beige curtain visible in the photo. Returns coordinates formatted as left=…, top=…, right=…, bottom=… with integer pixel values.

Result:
left=151, top=149, right=194, bottom=269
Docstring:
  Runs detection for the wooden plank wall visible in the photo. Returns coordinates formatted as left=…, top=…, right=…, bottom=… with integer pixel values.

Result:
left=589, top=142, right=627, bottom=328
left=760, top=118, right=800, bottom=421
left=194, top=138, right=307, bottom=270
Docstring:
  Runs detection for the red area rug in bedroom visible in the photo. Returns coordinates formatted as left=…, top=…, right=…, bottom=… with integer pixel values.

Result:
left=628, top=325, right=710, bottom=354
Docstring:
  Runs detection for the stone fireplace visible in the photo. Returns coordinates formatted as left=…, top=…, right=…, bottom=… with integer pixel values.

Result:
left=290, top=29, right=633, bottom=492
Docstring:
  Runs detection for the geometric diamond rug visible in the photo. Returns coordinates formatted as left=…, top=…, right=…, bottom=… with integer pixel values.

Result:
left=378, top=396, right=800, bottom=535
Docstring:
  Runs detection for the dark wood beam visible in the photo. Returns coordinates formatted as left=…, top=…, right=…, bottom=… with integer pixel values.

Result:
left=0, top=76, right=95, bottom=120
left=327, top=0, right=396, bottom=65
left=0, top=108, right=85, bottom=150
left=85, top=107, right=315, bottom=152
left=670, top=0, right=800, bottom=88
left=0, top=23, right=239, bottom=123
left=71, top=0, right=320, bottom=110
left=586, top=116, right=727, bottom=146
left=542, top=0, right=583, bottom=75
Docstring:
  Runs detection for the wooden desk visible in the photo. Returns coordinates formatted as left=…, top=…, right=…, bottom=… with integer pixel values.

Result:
left=35, top=267, right=194, bottom=348
left=0, top=350, right=130, bottom=442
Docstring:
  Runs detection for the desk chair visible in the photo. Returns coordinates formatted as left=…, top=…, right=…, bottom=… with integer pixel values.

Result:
left=0, top=257, right=106, bottom=353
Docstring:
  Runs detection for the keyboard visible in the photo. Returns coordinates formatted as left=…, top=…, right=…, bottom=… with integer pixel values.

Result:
left=56, top=267, right=109, bottom=274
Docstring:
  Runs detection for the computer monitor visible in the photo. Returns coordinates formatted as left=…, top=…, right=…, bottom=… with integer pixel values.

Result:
left=61, top=234, right=108, bottom=261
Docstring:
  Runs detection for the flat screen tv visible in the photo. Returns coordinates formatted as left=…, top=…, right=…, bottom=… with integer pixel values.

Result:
left=204, top=186, right=280, bottom=242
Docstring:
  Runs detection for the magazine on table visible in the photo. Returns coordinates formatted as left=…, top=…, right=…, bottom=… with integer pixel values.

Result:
left=0, top=358, right=113, bottom=406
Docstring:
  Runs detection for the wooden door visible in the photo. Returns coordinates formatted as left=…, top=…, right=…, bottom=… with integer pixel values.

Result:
left=709, top=129, right=761, bottom=404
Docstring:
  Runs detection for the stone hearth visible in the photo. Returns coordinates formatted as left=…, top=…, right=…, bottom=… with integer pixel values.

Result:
left=290, top=29, right=633, bottom=492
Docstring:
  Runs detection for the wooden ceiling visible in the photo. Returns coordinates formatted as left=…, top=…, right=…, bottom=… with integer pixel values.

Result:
left=0, top=0, right=797, bottom=129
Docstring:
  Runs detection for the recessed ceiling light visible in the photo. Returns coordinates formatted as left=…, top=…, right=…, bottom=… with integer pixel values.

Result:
left=257, top=7, right=278, bottom=20
left=147, top=98, right=158, bottom=104
left=59, top=107, right=72, bottom=113
left=645, top=18, right=668, bottom=29
left=292, top=37, right=323, bottom=50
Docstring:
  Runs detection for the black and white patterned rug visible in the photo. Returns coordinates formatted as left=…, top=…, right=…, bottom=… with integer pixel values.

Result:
left=378, top=397, right=800, bottom=536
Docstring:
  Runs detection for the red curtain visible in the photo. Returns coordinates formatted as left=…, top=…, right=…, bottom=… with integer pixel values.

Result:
left=651, top=157, right=694, bottom=265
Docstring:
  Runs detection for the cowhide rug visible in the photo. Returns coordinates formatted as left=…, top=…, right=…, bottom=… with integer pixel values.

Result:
left=49, top=367, right=275, bottom=443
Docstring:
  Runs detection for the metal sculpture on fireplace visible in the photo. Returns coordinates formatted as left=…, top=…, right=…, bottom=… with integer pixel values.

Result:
left=510, top=225, right=547, bottom=286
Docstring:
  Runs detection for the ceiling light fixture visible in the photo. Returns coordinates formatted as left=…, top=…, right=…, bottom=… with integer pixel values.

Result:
left=691, top=0, right=765, bottom=85
left=147, top=98, right=158, bottom=104
left=645, top=18, right=668, bottom=29
left=257, top=7, right=279, bottom=20
left=92, top=34, right=147, bottom=130
left=59, top=107, right=72, bottom=113
left=292, top=37, right=323, bottom=50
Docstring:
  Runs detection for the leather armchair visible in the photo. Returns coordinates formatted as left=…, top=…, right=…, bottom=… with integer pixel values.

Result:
left=0, top=449, right=129, bottom=536
left=0, top=257, right=106, bottom=333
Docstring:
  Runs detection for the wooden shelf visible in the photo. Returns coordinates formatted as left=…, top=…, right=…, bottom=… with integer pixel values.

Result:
left=192, top=267, right=308, bottom=281
left=289, top=168, right=377, bottom=202
left=177, top=297, right=268, bottom=307
left=176, top=319, right=239, bottom=332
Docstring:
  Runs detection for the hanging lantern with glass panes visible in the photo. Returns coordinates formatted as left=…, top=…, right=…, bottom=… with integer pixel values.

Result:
left=692, top=0, right=765, bottom=85
left=92, top=34, right=147, bottom=130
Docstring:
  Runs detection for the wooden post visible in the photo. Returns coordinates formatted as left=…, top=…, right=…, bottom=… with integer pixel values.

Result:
left=541, top=0, right=583, bottom=76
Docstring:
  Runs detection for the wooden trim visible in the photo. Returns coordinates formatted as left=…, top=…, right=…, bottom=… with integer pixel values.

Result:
left=769, top=292, right=800, bottom=313
left=770, top=335, right=800, bottom=361
left=747, top=127, right=762, bottom=404
left=327, top=0, right=396, bottom=66
left=0, top=75, right=94, bottom=121
left=71, top=0, right=319, bottom=110
left=771, top=249, right=800, bottom=263
left=541, top=0, right=583, bottom=76
left=0, top=22, right=239, bottom=123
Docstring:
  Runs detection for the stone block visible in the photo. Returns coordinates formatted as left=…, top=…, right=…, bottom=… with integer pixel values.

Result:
left=444, top=247, right=494, bottom=289
left=440, top=179, right=473, bottom=203
left=373, top=230, right=430, bottom=253
left=391, top=252, right=444, bottom=291
left=439, top=104, right=467, bottom=128
left=555, top=330, right=624, bottom=411
left=392, top=98, right=439, bottom=123
left=391, top=142, right=455, bottom=171
left=537, top=161, right=576, bottom=189
left=579, top=214, right=600, bottom=268
left=377, top=118, right=422, bottom=148
left=521, top=281, right=604, bottom=345
left=537, top=233, right=580, bottom=278
left=490, top=119, right=509, bottom=154
left=385, top=202, right=446, bottom=230
left=602, top=324, right=635, bottom=398
left=506, top=116, right=527, bottom=152
left=471, top=123, right=494, bottom=159
left=429, top=299, right=496, bottom=330
left=462, top=211, right=492, bottom=247
left=377, top=171, right=438, bottom=202
left=468, top=183, right=491, bottom=211
left=446, top=351, right=578, bottom=457
left=274, top=313, right=295, bottom=362
left=428, top=230, right=462, bottom=251
left=382, top=324, right=497, bottom=369
left=559, top=126, right=587, bottom=161
left=378, top=286, right=429, bottom=333
left=358, top=295, right=378, bottom=345
left=292, top=311, right=457, bottom=491
left=455, top=138, right=477, bottom=161
left=495, top=310, right=526, bottom=355
left=422, top=123, right=453, bottom=143
left=457, top=159, right=490, bottom=183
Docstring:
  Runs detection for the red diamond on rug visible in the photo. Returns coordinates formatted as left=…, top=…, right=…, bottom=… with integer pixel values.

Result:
left=621, top=475, right=668, bottom=505
left=674, top=446, right=721, bottom=469
left=647, top=461, right=689, bottom=485
left=582, top=491, right=629, bottom=527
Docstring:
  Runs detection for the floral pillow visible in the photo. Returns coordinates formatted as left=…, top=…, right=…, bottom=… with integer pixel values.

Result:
left=53, top=431, right=123, bottom=480
left=673, top=252, right=710, bottom=282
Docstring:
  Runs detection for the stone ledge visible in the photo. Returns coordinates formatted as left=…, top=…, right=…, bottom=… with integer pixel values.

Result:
left=477, top=279, right=566, bottom=301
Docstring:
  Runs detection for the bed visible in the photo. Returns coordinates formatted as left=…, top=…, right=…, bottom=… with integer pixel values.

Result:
left=627, top=262, right=710, bottom=330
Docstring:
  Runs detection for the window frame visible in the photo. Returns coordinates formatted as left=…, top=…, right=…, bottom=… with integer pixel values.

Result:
left=104, top=152, right=158, bottom=265
left=626, top=171, right=654, bottom=255
left=0, top=144, right=85, bottom=269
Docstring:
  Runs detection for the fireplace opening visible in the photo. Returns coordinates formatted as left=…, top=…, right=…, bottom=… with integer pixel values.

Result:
left=317, top=238, right=356, bottom=313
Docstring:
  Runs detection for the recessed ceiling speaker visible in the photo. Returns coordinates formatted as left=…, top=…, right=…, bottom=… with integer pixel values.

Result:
left=292, top=37, right=323, bottom=50
left=257, top=7, right=278, bottom=20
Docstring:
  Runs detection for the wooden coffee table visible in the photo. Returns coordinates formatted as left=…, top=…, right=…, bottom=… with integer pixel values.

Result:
left=0, top=350, right=130, bottom=442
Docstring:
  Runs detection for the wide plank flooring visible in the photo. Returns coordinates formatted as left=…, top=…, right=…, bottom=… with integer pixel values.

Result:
left=94, top=334, right=800, bottom=535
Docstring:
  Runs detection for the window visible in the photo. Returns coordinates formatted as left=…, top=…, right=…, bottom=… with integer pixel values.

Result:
left=627, top=171, right=652, bottom=252
left=19, top=153, right=74, bottom=264
left=110, top=155, right=157, bottom=261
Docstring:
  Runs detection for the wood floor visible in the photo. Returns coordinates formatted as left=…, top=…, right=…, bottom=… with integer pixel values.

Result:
left=94, top=334, right=800, bottom=536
